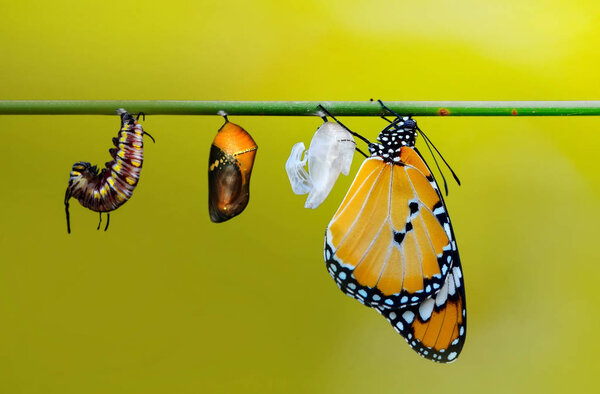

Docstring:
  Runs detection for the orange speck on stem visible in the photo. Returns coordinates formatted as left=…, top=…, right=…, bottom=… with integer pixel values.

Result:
left=511, top=109, right=518, bottom=116
left=438, top=108, right=450, bottom=116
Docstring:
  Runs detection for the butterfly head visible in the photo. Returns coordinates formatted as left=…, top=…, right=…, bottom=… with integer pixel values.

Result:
left=368, top=116, right=418, bottom=161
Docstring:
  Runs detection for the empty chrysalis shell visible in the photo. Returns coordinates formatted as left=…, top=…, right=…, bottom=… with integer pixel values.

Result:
left=208, top=121, right=258, bottom=222
left=285, top=121, right=356, bottom=209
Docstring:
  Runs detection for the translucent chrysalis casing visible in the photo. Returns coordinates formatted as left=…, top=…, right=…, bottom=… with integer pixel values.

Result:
left=285, top=121, right=355, bottom=209
left=208, top=121, right=258, bottom=223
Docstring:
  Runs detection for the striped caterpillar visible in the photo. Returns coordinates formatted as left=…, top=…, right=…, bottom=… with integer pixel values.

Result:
left=64, top=109, right=154, bottom=233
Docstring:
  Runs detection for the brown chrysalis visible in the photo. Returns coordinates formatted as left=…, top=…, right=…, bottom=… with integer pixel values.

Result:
left=208, top=120, right=258, bottom=222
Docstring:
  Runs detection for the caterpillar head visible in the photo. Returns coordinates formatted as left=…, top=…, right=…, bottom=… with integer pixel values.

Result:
left=67, top=162, right=98, bottom=191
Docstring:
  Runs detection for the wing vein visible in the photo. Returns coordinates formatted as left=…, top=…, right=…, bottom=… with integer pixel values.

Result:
left=333, top=165, right=386, bottom=252
left=332, top=163, right=383, bottom=222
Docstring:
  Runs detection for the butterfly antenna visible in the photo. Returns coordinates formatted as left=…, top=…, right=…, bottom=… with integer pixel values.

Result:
left=417, top=126, right=461, bottom=186
left=375, top=99, right=460, bottom=191
left=420, top=134, right=450, bottom=196
left=317, top=105, right=371, bottom=146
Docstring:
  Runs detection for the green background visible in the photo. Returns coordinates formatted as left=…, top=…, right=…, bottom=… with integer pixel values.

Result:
left=1, top=0, right=599, bottom=392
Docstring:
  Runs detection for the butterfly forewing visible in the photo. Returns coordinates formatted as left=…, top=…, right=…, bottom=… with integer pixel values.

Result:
left=325, top=147, right=457, bottom=309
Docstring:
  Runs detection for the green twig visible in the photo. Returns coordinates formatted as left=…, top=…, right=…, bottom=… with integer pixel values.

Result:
left=0, top=100, right=599, bottom=116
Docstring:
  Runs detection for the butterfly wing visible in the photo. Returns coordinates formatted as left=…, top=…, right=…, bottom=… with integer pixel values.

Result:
left=325, top=147, right=458, bottom=309
left=376, top=262, right=466, bottom=363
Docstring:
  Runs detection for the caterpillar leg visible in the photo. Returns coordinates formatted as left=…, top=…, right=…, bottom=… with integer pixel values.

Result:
left=104, top=213, right=110, bottom=232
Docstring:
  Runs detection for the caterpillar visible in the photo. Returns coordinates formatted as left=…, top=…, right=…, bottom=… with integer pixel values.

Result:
left=64, top=109, right=155, bottom=233
left=208, top=118, right=258, bottom=223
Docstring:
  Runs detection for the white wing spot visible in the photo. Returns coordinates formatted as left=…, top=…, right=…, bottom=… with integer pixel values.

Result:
left=402, top=311, right=415, bottom=323
left=448, top=274, right=456, bottom=296
left=453, top=266, right=462, bottom=279
left=418, top=298, right=435, bottom=321
left=435, top=281, right=449, bottom=307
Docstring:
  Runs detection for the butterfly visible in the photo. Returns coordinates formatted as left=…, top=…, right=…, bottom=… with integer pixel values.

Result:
left=320, top=101, right=466, bottom=363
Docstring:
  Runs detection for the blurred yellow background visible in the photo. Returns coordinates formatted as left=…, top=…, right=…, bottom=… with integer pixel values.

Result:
left=1, top=0, right=599, bottom=393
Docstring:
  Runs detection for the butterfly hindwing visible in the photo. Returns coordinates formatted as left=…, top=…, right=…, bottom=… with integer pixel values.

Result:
left=376, top=262, right=466, bottom=363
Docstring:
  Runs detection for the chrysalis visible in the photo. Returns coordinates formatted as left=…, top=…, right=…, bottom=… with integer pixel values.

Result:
left=208, top=120, right=258, bottom=222
left=285, top=121, right=355, bottom=209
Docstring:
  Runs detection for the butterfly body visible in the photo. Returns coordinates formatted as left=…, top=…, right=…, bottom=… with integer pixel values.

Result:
left=324, top=115, right=466, bottom=363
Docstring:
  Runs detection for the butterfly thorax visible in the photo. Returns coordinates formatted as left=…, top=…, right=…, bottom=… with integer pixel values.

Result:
left=368, top=117, right=417, bottom=163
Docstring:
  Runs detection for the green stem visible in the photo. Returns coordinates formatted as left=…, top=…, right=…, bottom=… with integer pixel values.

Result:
left=0, top=100, right=599, bottom=116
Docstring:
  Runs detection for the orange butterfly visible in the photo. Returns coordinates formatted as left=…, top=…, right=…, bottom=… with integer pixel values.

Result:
left=320, top=101, right=466, bottom=363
